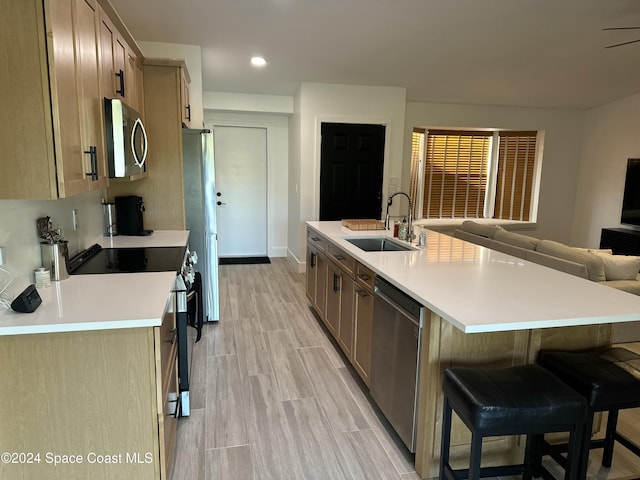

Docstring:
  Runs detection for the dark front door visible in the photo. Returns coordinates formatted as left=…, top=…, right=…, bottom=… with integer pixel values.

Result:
left=320, top=123, right=385, bottom=221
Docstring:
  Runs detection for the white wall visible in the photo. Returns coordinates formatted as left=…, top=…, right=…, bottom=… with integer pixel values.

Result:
left=204, top=111, right=289, bottom=258
left=290, top=83, right=407, bottom=266
left=204, top=92, right=293, bottom=114
left=139, top=42, right=204, bottom=128
left=0, top=190, right=104, bottom=297
left=571, top=92, right=640, bottom=248
left=404, top=102, right=586, bottom=243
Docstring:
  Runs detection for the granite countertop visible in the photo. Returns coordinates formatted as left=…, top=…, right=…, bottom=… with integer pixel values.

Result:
left=307, top=221, right=640, bottom=333
left=0, top=230, right=189, bottom=336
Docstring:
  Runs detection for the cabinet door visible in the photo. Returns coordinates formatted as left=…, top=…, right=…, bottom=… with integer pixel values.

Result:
left=338, top=274, right=355, bottom=358
left=325, top=261, right=341, bottom=336
left=306, top=243, right=318, bottom=303
left=48, top=0, right=87, bottom=197
left=98, top=11, right=116, bottom=99
left=180, top=67, right=191, bottom=127
left=315, top=252, right=327, bottom=320
left=353, top=287, right=374, bottom=386
left=75, top=0, right=108, bottom=190
left=126, top=48, right=139, bottom=109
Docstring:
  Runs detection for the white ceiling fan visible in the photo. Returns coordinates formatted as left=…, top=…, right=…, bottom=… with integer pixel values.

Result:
left=603, top=27, right=640, bottom=48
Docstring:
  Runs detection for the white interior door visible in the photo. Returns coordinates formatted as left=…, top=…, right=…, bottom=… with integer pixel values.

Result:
left=214, top=126, right=267, bottom=257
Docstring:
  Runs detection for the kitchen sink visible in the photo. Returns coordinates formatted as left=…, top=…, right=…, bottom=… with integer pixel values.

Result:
left=344, top=237, right=413, bottom=252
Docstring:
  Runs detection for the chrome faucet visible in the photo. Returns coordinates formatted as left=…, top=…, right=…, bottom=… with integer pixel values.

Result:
left=385, top=191, right=414, bottom=242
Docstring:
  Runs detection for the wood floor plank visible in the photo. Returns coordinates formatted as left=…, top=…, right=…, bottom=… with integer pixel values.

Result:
left=265, top=329, right=315, bottom=401
left=281, top=302, right=325, bottom=348
left=207, top=320, right=236, bottom=356
left=188, top=330, right=208, bottom=410
left=282, top=397, right=352, bottom=480
left=205, top=445, right=254, bottom=480
left=254, top=292, right=290, bottom=331
left=171, top=408, right=206, bottom=480
left=337, top=429, right=404, bottom=480
left=243, top=374, right=303, bottom=480
left=338, top=366, right=416, bottom=474
left=298, top=346, right=369, bottom=433
left=235, top=317, right=273, bottom=376
left=205, top=355, right=247, bottom=449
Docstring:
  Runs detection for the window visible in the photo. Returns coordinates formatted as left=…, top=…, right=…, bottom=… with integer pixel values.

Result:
left=410, top=128, right=542, bottom=222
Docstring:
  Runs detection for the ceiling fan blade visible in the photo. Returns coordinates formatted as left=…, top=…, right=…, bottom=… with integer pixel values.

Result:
left=605, top=38, right=640, bottom=48
left=603, top=26, right=640, bottom=31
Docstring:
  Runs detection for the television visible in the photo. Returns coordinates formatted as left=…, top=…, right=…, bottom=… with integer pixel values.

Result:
left=621, top=158, right=640, bottom=227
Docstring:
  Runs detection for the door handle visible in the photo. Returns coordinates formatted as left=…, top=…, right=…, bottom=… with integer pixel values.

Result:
left=217, top=201, right=226, bottom=206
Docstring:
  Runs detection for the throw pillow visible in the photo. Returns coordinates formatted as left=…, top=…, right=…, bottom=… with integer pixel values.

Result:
left=591, top=252, right=640, bottom=281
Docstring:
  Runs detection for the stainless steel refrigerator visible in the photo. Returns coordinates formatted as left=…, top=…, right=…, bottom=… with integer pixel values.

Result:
left=182, top=128, right=219, bottom=321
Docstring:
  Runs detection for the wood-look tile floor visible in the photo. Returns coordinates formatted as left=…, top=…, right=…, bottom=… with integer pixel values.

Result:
left=171, top=258, right=640, bottom=480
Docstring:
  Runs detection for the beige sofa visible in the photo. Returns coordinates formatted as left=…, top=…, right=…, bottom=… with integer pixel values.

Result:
left=454, top=220, right=640, bottom=296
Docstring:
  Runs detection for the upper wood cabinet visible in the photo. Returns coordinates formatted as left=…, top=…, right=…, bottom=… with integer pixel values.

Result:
left=180, top=67, right=191, bottom=127
left=0, top=0, right=109, bottom=199
left=98, top=6, right=144, bottom=115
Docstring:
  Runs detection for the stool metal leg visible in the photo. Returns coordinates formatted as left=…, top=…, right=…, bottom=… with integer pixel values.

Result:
left=577, top=410, right=595, bottom=480
left=440, top=397, right=453, bottom=480
left=469, top=432, right=483, bottom=480
left=566, top=421, right=585, bottom=480
left=602, top=409, right=619, bottom=468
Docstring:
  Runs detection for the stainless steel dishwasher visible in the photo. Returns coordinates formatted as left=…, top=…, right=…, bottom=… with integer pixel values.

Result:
left=370, top=276, right=425, bottom=453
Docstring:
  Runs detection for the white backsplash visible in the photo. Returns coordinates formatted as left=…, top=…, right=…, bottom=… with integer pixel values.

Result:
left=0, top=190, right=104, bottom=297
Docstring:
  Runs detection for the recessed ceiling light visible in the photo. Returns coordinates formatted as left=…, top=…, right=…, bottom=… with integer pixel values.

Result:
left=251, top=56, right=267, bottom=67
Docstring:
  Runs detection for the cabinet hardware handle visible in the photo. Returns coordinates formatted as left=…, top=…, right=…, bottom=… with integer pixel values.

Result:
left=356, top=289, right=369, bottom=297
left=115, top=69, right=125, bottom=96
left=311, top=237, right=321, bottom=242
left=334, top=254, right=344, bottom=261
left=166, top=329, right=177, bottom=345
left=84, top=146, right=98, bottom=181
left=186, top=104, right=191, bottom=121
left=333, top=273, right=340, bottom=293
left=310, top=252, right=316, bottom=268
left=357, top=274, right=370, bottom=281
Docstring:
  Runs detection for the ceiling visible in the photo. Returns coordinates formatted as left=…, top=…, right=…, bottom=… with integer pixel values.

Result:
left=110, top=0, right=640, bottom=109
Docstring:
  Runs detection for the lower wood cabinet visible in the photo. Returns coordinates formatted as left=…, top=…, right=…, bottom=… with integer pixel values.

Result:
left=306, top=228, right=373, bottom=386
left=0, top=296, right=178, bottom=480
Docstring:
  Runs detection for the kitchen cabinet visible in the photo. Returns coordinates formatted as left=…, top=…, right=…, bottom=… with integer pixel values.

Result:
left=306, top=235, right=327, bottom=320
left=180, top=67, right=192, bottom=127
left=98, top=5, right=145, bottom=114
left=353, top=262, right=375, bottom=386
left=0, top=293, right=179, bottom=480
left=1, top=0, right=108, bottom=199
left=107, top=59, right=190, bottom=230
left=306, top=227, right=371, bottom=382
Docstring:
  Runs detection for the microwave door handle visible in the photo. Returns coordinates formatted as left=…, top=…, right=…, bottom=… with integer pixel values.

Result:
left=131, top=118, right=148, bottom=168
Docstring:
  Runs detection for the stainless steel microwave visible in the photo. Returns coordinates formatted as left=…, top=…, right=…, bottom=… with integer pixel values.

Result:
left=104, top=98, right=148, bottom=178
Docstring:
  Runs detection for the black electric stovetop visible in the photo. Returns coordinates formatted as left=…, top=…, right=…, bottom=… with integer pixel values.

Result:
left=69, top=245, right=186, bottom=275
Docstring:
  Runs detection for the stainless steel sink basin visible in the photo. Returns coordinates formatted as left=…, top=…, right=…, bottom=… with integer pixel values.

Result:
left=344, top=237, right=413, bottom=252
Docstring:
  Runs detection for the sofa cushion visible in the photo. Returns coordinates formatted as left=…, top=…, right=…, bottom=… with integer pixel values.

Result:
left=591, top=252, right=640, bottom=281
left=525, top=250, right=589, bottom=279
left=493, top=229, right=539, bottom=251
left=461, top=220, right=503, bottom=238
left=536, top=240, right=606, bottom=282
left=600, top=279, right=640, bottom=295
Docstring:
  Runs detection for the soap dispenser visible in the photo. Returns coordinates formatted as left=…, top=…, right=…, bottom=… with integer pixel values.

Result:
left=398, top=216, right=409, bottom=241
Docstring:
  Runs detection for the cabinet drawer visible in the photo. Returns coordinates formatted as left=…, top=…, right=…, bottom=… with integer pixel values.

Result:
left=328, top=244, right=356, bottom=276
left=159, top=294, right=177, bottom=382
left=356, top=263, right=375, bottom=291
left=307, top=228, right=327, bottom=252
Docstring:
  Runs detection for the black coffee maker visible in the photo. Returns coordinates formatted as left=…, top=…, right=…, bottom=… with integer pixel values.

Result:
left=115, top=196, right=153, bottom=236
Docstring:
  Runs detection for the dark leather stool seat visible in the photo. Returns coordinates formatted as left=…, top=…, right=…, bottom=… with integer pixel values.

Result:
left=441, top=364, right=587, bottom=480
left=538, top=347, right=640, bottom=478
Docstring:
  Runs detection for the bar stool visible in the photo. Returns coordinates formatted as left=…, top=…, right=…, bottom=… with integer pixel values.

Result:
left=440, top=364, right=587, bottom=480
left=538, top=347, right=640, bottom=479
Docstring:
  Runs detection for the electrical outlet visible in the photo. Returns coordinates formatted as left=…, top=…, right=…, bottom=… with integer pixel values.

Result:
left=72, top=209, right=79, bottom=230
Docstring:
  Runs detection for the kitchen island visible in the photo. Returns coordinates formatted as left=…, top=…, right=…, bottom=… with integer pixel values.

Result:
left=0, top=230, right=188, bottom=480
left=306, top=221, right=640, bottom=478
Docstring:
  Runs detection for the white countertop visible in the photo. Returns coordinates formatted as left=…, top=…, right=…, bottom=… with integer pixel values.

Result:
left=0, top=230, right=189, bottom=336
left=96, top=230, right=190, bottom=248
left=307, top=221, right=640, bottom=333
